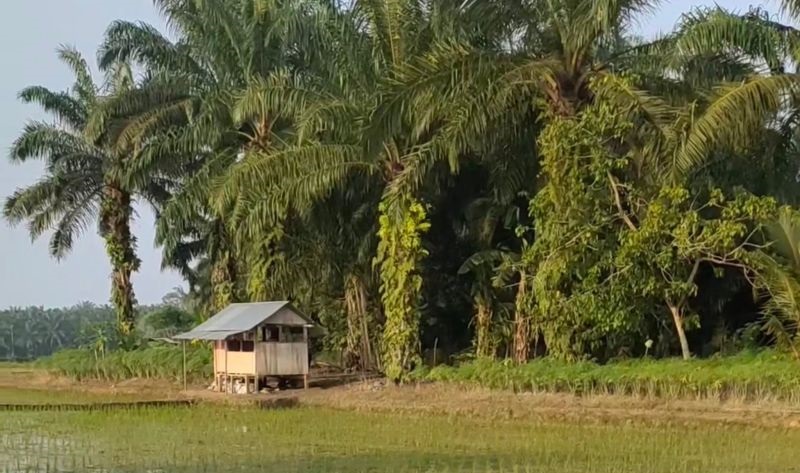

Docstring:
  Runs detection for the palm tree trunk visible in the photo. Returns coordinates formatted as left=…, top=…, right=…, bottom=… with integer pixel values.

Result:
left=513, top=271, right=530, bottom=363
left=345, top=274, right=375, bottom=371
left=101, top=183, right=140, bottom=343
left=376, top=193, right=428, bottom=382
left=211, top=250, right=237, bottom=314
left=474, top=293, right=493, bottom=358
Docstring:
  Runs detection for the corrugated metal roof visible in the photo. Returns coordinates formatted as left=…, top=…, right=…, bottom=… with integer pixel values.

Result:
left=173, top=301, right=314, bottom=341
left=173, top=329, right=240, bottom=341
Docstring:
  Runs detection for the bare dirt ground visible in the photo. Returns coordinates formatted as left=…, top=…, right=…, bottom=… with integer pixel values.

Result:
left=3, top=366, right=800, bottom=428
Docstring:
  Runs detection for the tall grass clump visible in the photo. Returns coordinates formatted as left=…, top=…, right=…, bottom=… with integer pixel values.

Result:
left=421, top=350, right=800, bottom=402
left=38, top=344, right=211, bottom=382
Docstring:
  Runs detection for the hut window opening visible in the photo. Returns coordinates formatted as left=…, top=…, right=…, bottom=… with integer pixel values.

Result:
left=262, top=326, right=279, bottom=342
left=280, top=326, right=305, bottom=343
left=225, top=339, right=254, bottom=352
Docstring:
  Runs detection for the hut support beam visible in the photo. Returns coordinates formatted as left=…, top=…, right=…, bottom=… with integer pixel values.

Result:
left=304, top=326, right=309, bottom=389
left=224, top=344, right=230, bottom=393
left=182, top=340, right=187, bottom=391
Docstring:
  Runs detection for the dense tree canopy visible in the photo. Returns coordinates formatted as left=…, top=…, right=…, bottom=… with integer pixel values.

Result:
left=7, top=0, right=800, bottom=380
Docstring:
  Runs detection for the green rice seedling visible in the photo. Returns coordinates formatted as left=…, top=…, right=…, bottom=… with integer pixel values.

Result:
left=1, top=404, right=799, bottom=472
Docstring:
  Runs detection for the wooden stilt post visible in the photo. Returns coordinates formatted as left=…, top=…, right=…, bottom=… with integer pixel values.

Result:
left=224, top=340, right=229, bottom=393
left=252, top=329, right=258, bottom=394
left=182, top=340, right=187, bottom=391
left=303, top=326, right=309, bottom=389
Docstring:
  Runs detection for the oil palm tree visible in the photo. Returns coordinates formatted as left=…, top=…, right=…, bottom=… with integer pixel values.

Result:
left=384, top=0, right=800, bottom=360
left=36, top=0, right=800, bottom=367
left=96, top=0, right=474, bottom=378
left=93, top=0, right=338, bottom=311
left=3, top=47, right=145, bottom=340
left=212, top=0, right=504, bottom=380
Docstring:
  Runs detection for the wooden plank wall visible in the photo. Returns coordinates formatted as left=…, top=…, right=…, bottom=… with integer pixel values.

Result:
left=256, top=342, right=308, bottom=375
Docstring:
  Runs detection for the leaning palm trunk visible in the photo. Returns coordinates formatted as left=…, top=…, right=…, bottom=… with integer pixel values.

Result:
left=344, top=274, right=377, bottom=371
left=100, top=183, right=140, bottom=341
left=513, top=271, right=529, bottom=363
left=473, top=293, right=494, bottom=358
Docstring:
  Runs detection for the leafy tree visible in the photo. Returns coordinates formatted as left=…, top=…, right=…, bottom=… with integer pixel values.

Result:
left=139, top=306, right=197, bottom=338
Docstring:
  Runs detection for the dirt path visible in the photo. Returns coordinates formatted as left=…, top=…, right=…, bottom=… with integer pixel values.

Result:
left=4, top=366, right=800, bottom=428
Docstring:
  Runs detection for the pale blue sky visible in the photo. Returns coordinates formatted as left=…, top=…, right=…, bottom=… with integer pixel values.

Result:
left=0, top=0, right=781, bottom=308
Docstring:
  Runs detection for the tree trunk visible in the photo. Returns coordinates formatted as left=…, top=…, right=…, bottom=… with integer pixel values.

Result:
left=345, top=274, right=375, bottom=372
left=101, top=184, right=140, bottom=343
left=668, top=302, right=691, bottom=360
left=210, top=250, right=236, bottom=314
left=376, top=195, right=427, bottom=382
left=513, top=271, right=529, bottom=363
left=474, top=294, right=493, bottom=358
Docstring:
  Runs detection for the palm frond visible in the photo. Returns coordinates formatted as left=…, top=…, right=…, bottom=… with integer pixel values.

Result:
left=458, top=249, right=509, bottom=275
left=57, top=45, right=97, bottom=106
left=674, top=6, right=800, bottom=74
left=755, top=252, right=800, bottom=351
left=4, top=174, right=102, bottom=257
left=217, top=144, right=375, bottom=231
left=764, top=206, right=800, bottom=271
left=17, top=86, right=86, bottom=130
left=99, top=20, right=208, bottom=81
left=675, top=74, right=800, bottom=179
left=9, top=122, right=100, bottom=166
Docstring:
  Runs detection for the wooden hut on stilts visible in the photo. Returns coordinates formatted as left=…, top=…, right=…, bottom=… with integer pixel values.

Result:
left=174, top=302, right=314, bottom=393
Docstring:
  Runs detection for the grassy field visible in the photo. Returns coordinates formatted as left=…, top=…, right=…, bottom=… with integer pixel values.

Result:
left=1, top=389, right=799, bottom=473
left=0, top=363, right=179, bottom=405
left=35, top=347, right=800, bottom=405
left=2, top=363, right=800, bottom=473
left=420, top=351, right=800, bottom=402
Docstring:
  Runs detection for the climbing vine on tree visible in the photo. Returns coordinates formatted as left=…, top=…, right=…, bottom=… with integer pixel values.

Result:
left=100, top=183, right=140, bottom=343
left=523, top=85, right=781, bottom=360
left=524, top=101, right=638, bottom=360
left=376, top=197, right=430, bottom=382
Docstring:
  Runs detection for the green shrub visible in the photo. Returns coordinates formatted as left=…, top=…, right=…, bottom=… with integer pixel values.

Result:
left=418, top=350, right=800, bottom=402
left=39, top=343, right=212, bottom=382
